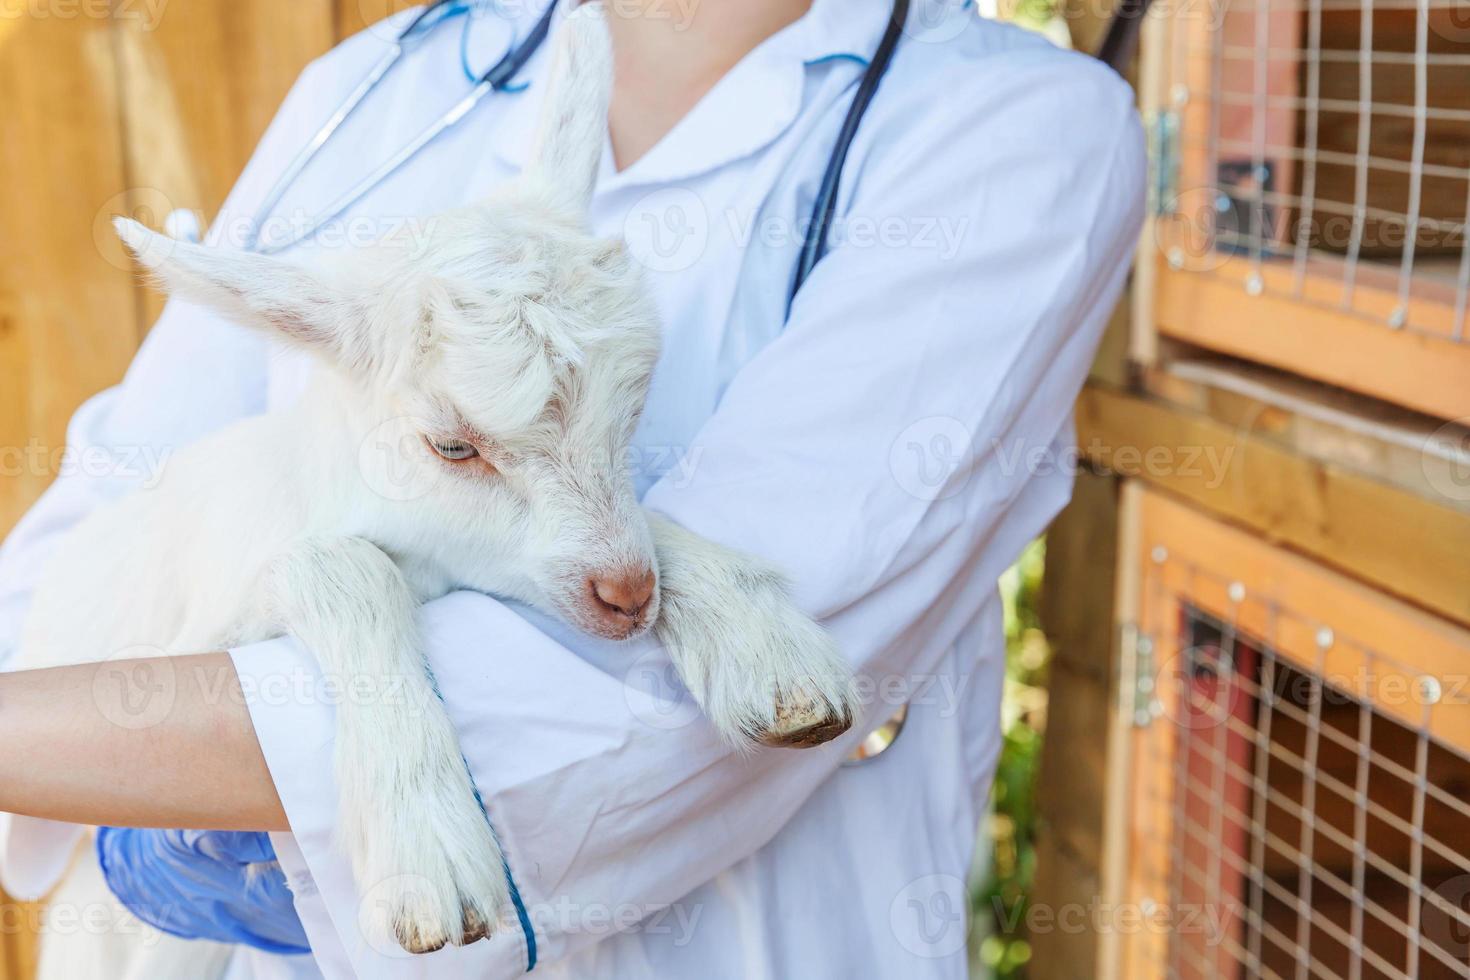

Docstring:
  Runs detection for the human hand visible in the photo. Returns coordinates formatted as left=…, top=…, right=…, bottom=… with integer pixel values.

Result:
left=95, top=827, right=309, bottom=954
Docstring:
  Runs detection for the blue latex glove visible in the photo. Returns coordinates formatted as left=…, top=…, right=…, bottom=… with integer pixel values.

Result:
left=96, top=828, right=310, bottom=955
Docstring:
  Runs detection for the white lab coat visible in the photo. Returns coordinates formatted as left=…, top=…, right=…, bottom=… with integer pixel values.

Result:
left=0, top=0, right=1144, bottom=977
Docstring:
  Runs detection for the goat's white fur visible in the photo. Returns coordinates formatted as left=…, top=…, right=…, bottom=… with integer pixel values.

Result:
left=6, top=4, right=855, bottom=956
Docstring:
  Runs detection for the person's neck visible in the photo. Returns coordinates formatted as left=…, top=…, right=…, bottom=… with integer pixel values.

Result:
left=601, top=0, right=814, bottom=171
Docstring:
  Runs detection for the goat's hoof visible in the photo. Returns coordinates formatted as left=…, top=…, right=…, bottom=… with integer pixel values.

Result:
left=367, top=860, right=503, bottom=954
left=756, top=690, right=853, bottom=748
left=459, top=904, right=493, bottom=946
left=394, top=905, right=493, bottom=955
left=395, top=920, right=448, bottom=956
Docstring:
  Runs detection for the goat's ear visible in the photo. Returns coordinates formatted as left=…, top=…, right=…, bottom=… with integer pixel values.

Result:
left=525, top=3, right=613, bottom=215
left=114, top=217, right=375, bottom=370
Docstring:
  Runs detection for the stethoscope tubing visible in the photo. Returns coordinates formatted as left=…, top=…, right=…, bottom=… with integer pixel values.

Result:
left=790, top=0, right=909, bottom=304
left=247, top=0, right=556, bottom=255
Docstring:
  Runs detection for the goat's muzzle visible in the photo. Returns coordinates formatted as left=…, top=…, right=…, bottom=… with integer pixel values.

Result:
left=585, top=567, right=657, bottom=639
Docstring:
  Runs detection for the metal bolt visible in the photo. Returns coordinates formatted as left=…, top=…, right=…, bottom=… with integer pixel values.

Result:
left=1137, top=635, right=1154, bottom=656
left=1167, top=247, right=1185, bottom=270
left=1388, top=305, right=1407, bottom=330
left=1151, top=545, right=1169, bottom=565
left=1228, top=582, right=1246, bottom=603
left=1245, top=274, right=1265, bottom=297
left=1170, top=84, right=1189, bottom=108
left=1419, top=676, right=1443, bottom=705
left=1316, top=627, right=1335, bottom=650
left=1135, top=708, right=1152, bottom=726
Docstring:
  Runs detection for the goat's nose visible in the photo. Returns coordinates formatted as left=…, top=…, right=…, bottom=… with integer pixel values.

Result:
left=590, top=568, right=656, bottom=619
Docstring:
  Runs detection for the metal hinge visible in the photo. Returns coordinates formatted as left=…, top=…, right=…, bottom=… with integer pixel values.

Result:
left=1131, top=630, right=1161, bottom=727
left=1149, top=109, right=1180, bottom=218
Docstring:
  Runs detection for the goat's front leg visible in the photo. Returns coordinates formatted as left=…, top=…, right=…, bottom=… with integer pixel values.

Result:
left=647, top=514, right=858, bottom=749
left=267, top=537, right=507, bottom=954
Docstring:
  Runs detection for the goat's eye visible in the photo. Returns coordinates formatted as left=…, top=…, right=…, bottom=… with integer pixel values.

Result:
left=427, top=437, right=478, bottom=461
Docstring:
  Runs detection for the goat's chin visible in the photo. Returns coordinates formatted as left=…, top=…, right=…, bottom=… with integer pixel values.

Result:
left=556, top=601, right=657, bottom=643
left=583, top=612, right=655, bottom=643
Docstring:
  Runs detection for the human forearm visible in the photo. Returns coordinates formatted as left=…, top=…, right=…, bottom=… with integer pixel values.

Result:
left=0, top=653, right=287, bottom=831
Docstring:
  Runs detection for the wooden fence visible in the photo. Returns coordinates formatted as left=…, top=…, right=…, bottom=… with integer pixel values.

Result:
left=0, top=0, right=419, bottom=536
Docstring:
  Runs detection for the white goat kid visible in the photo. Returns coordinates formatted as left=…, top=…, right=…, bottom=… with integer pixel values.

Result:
left=7, top=5, right=855, bottom=956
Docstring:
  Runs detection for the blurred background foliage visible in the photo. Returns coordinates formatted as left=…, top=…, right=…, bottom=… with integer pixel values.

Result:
left=970, top=539, right=1052, bottom=978
left=978, top=0, right=1071, bottom=48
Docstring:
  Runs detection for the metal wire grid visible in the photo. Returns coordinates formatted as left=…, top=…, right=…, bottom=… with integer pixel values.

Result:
left=1145, top=559, right=1470, bottom=980
left=1155, top=0, right=1470, bottom=339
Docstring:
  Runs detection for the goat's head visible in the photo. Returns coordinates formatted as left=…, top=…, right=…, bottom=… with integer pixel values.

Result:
left=116, top=5, right=665, bottom=640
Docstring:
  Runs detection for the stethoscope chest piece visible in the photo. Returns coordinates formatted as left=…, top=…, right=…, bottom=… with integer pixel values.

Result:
left=843, top=703, right=907, bottom=766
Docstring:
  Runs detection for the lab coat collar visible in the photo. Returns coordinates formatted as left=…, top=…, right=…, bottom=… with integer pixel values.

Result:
left=488, top=0, right=896, bottom=189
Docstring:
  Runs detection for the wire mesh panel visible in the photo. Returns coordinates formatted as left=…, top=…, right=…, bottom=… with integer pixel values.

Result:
left=1142, top=0, right=1470, bottom=420
left=1120, top=489, right=1470, bottom=979
left=1167, top=608, right=1470, bottom=980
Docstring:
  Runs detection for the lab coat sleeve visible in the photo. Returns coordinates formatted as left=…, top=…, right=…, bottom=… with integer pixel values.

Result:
left=232, top=50, right=1146, bottom=976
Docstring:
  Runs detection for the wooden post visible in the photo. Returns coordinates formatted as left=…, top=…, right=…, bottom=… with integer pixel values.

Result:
left=1029, top=469, right=1123, bottom=980
left=0, top=890, right=39, bottom=980
left=0, top=7, right=138, bottom=536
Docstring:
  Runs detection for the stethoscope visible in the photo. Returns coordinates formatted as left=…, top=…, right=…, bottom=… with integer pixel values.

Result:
left=242, top=0, right=911, bottom=309
left=231, top=0, right=916, bottom=762
left=243, top=0, right=555, bottom=255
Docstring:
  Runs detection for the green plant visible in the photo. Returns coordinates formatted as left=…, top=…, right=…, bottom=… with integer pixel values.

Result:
left=975, top=538, right=1051, bottom=978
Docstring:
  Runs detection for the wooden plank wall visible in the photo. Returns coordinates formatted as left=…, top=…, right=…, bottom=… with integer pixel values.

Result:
left=0, top=0, right=428, bottom=537
left=0, top=3, right=422, bottom=975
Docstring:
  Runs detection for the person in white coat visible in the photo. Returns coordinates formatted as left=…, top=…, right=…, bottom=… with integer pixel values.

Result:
left=0, top=0, right=1145, bottom=976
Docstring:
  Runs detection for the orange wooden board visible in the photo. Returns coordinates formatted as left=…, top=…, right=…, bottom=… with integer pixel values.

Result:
left=1152, top=254, right=1470, bottom=422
